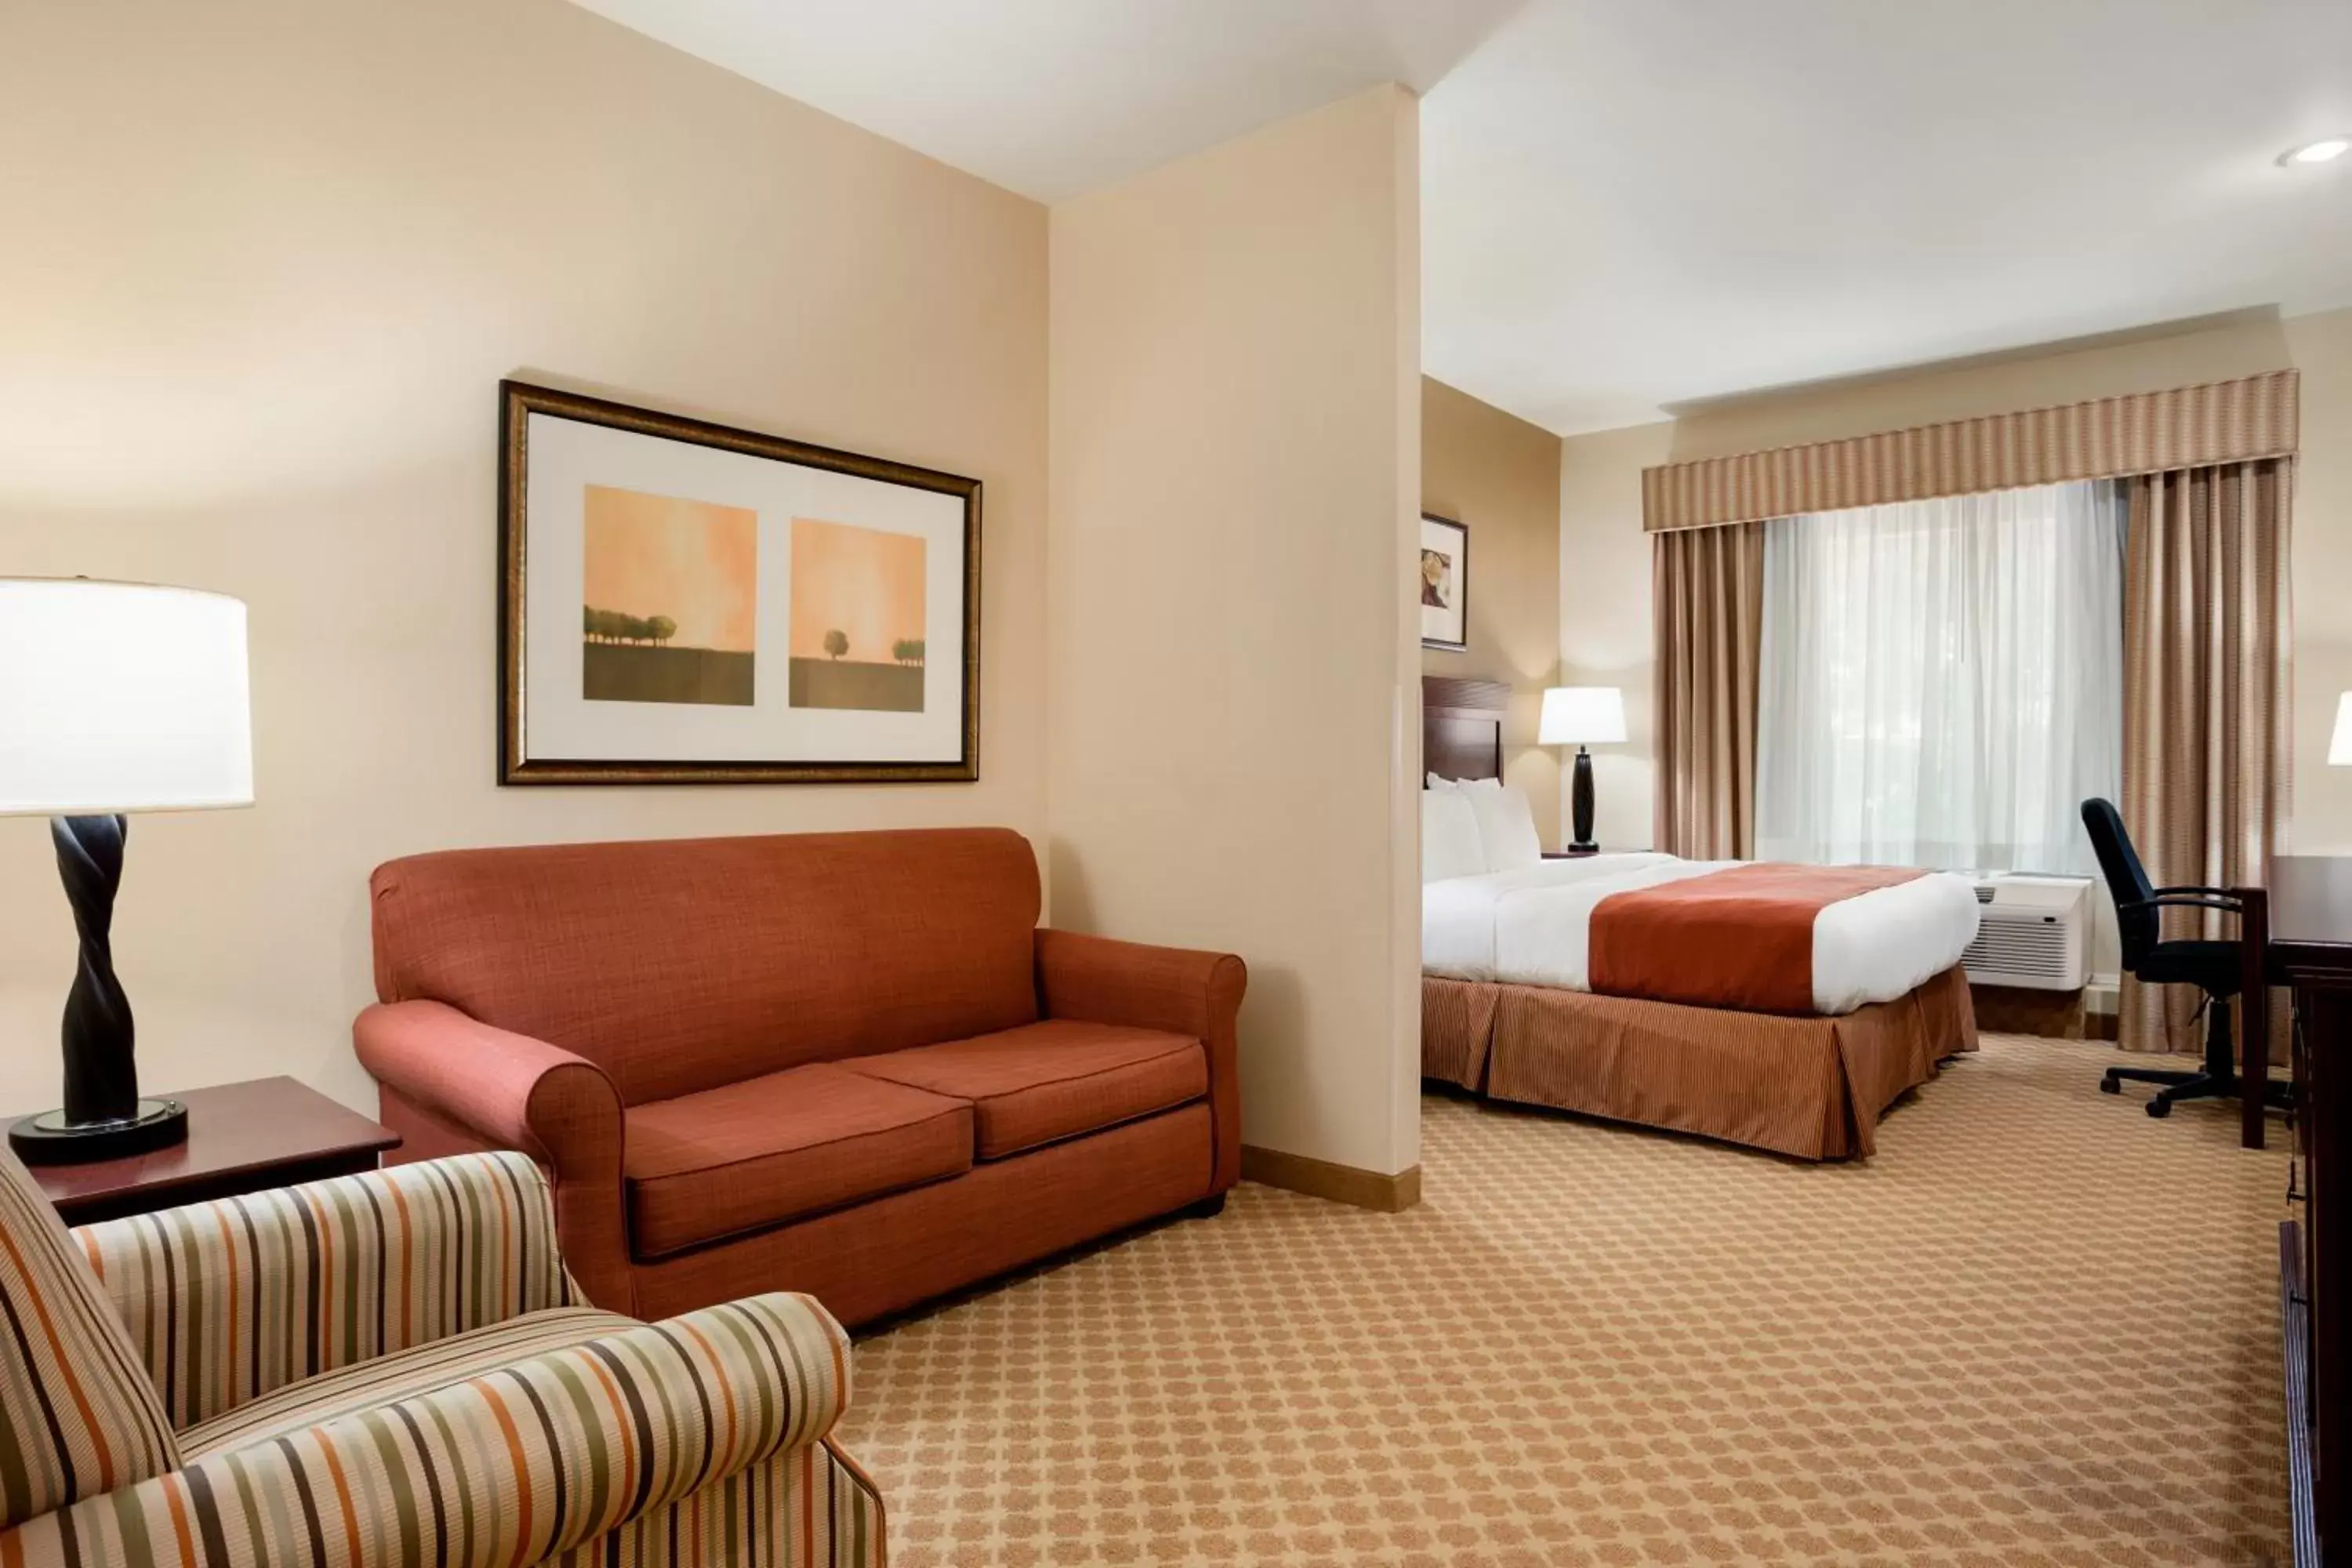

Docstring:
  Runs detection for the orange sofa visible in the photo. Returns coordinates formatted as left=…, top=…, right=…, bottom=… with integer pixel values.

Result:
left=354, top=827, right=1244, bottom=1328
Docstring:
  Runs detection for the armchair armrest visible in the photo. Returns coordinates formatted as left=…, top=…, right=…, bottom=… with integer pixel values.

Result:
left=0, top=1293, right=862, bottom=1568
left=1037, top=928, right=1247, bottom=1191
left=354, top=1000, right=633, bottom=1312
left=76, top=1151, right=576, bottom=1431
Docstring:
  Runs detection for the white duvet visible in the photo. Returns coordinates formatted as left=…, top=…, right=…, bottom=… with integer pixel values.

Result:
left=1423, top=855, right=1982, bottom=1016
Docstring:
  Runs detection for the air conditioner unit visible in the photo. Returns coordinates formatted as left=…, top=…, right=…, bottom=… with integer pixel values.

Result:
left=1962, top=873, right=2091, bottom=989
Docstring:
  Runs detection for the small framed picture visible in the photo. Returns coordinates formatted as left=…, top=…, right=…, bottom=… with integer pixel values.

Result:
left=1420, top=513, right=1468, bottom=652
left=498, top=380, right=980, bottom=784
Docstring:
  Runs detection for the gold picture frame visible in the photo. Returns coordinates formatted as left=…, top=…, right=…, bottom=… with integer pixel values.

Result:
left=498, top=380, right=981, bottom=783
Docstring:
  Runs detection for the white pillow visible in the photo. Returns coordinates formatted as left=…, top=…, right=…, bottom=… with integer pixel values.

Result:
left=1421, top=788, right=1486, bottom=884
left=1457, top=779, right=1542, bottom=873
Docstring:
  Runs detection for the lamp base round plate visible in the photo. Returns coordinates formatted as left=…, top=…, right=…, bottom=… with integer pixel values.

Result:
left=8, top=1099, right=187, bottom=1166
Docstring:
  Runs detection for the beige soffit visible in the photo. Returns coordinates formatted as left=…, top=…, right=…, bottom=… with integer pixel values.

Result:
left=1640, top=368, right=2299, bottom=533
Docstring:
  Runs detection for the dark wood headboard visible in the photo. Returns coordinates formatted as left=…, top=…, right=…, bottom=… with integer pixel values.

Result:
left=1422, top=676, right=1509, bottom=785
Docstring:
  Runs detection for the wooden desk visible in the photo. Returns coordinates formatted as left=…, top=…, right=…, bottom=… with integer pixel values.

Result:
left=2273, top=855, right=2352, bottom=1567
left=11, top=1076, right=401, bottom=1226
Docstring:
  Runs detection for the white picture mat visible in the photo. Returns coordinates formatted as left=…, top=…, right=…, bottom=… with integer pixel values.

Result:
left=521, top=412, right=967, bottom=764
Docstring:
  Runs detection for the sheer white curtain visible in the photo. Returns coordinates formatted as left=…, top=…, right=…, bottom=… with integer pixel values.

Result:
left=1755, top=481, right=2124, bottom=873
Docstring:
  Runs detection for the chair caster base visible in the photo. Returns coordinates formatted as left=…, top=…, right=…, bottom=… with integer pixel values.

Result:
left=2100, top=1076, right=2122, bottom=1094
left=2147, top=1098, right=2173, bottom=1119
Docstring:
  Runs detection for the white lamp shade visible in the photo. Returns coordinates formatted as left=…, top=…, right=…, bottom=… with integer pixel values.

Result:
left=1539, top=685, right=1627, bottom=746
left=2333, top=692, right=2352, bottom=766
left=0, top=579, right=252, bottom=815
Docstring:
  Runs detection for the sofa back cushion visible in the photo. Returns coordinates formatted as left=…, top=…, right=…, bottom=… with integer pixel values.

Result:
left=370, top=827, right=1042, bottom=1105
left=0, top=1149, right=180, bottom=1527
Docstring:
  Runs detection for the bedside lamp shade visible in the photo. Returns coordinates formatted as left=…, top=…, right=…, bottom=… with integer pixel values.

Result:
left=2333, top=693, right=2352, bottom=766
left=0, top=579, right=252, bottom=815
left=1539, top=686, right=1626, bottom=746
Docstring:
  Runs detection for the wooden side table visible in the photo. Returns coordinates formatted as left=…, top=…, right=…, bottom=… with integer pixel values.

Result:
left=12, top=1076, right=401, bottom=1225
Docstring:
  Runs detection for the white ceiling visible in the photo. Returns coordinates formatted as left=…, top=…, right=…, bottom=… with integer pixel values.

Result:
left=572, top=0, right=2352, bottom=437
left=1422, top=0, right=2352, bottom=433
left=566, top=0, right=1523, bottom=204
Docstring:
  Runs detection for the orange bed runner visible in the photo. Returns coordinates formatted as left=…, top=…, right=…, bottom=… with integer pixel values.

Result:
left=1588, top=862, right=1926, bottom=1015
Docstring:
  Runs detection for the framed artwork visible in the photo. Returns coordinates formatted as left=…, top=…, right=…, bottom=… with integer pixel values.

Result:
left=498, top=380, right=981, bottom=784
left=1420, top=513, right=1468, bottom=652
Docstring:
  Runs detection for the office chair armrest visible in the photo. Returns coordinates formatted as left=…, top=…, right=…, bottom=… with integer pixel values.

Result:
left=2150, top=883, right=2242, bottom=898
left=2120, top=891, right=2246, bottom=916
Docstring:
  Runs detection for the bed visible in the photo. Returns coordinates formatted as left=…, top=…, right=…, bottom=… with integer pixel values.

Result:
left=1420, top=676, right=1980, bottom=1160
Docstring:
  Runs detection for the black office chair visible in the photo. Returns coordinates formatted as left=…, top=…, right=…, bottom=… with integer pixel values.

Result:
left=2080, top=797, right=2290, bottom=1118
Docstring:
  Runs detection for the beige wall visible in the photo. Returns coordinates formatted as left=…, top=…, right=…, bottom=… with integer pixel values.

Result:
left=1556, top=423, right=1676, bottom=850
left=1559, top=307, right=2352, bottom=858
left=1047, top=87, right=1424, bottom=1180
left=0, top=0, right=1049, bottom=1117
left=1421, top=378, right=1565, bottom=844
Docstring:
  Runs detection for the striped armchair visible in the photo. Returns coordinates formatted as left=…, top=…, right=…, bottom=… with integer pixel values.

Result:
left=0, top=1144, right=884, bottom=1567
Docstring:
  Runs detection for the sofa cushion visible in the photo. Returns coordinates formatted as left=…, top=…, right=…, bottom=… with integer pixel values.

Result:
left=840, top=1020, right=1207, bottom=1160
left=369, top=827, right=1044, bottom=1105
left=625, top=1065, right=973, bottom=1258
left=180, top=1305, right=637, bottom=1459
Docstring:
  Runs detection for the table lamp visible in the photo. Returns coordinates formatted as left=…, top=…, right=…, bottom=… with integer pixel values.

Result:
left=1, top=579, right=252, bottom=1164
left=2333, top=693, right=2352, bottom=766
left=1540, top=685, right=1625, bottom=854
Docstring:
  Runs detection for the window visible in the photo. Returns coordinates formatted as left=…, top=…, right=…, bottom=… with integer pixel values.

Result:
left=1754, top=480, right=2124, bottom=874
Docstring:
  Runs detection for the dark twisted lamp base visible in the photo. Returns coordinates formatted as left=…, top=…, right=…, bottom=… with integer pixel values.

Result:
left=1569, top=746, right=1599, bottom=853
left=7, top=815, right=185, bottom=1166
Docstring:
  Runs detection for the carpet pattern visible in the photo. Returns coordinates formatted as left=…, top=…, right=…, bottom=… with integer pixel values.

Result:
left=839, top=1036, right=2292, bottom=1566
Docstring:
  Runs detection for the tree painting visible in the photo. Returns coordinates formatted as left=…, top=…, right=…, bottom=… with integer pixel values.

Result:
left=580, top=486, right=756, bottom=706
left=788, top=517, right=925, bottom=713
left=584, top=607, right=680, bottom=646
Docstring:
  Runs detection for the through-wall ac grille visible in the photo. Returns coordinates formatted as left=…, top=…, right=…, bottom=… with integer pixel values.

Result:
left=1962, top=913, right=2072, bottom=980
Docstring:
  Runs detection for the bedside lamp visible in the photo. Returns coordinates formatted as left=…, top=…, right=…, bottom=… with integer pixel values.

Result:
left=1540, top=685, right=1625, bottom=854
left=1, top=579, right=252, bottom=1164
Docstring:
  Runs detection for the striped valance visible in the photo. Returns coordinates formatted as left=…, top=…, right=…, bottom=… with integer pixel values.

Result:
left=1642, top=368, right=2299, bottom=532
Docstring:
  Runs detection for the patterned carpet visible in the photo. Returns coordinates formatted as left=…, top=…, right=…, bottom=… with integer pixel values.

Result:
left=838, top=1035, right=2292, bottom=1566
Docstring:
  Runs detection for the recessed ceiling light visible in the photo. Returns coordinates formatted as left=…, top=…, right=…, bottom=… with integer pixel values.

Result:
left=2279, top=136, right=2351, bottom=166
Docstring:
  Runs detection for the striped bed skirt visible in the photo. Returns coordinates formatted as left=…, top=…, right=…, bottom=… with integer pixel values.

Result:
left=1423, top=964, right=1977, bottom=1160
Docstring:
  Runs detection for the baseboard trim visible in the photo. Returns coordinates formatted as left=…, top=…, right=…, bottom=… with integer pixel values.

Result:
left=1240, top=1145, right=1421, bottom=1212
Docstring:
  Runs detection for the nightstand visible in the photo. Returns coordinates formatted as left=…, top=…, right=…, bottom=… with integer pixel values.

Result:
left=12, top=1076, right=401, bottom=1225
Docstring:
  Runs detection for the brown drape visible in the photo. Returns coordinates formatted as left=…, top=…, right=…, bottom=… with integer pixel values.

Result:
left=1653, top=521, right=1766, bottom=858
left=2119, top=458, right=2294, bottom=1055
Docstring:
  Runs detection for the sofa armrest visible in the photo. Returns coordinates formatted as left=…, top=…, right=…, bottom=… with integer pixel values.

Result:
left=76, top=1150, right=576, bottom=1432
left=1036, top=928, right=1247, bottom=1192
left=0, top=1293, right=864, bottom=1568
left=354, top=1000, right=633, bottom=1312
